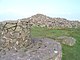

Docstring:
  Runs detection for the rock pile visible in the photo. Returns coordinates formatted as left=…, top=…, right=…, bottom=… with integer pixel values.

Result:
left=26, top=14, right=80, bottom=29
left=0, top=19, right=62, bottom=60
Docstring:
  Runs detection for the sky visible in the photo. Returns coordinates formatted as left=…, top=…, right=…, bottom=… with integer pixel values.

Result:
left=0, top=0, right=80, bottom=21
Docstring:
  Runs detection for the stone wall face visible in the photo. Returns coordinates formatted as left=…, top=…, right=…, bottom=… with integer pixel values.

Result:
left=0, top=19, right=31, bottom=51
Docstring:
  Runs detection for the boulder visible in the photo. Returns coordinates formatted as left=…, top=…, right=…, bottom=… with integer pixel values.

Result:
left=0, top=38, right=62, bottom=60
left=57, top=36, right=76, bottom=46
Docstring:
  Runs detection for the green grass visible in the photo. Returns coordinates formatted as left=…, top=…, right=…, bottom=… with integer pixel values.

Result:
left=31, top=26, right=80, bottom=60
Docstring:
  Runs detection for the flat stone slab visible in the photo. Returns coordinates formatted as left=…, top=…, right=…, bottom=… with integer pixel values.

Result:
left=0, top=38, right=62, bottom=60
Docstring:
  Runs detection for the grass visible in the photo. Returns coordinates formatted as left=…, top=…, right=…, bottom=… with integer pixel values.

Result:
left=31, top=26, right=80, bottom=60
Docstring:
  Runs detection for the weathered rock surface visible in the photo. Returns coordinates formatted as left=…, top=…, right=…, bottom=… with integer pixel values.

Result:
left=56, top=36, right=76, bottom=46
left=0, top=38, right=62, bottom=60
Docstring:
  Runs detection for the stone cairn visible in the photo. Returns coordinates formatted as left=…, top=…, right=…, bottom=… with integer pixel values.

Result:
left=0, top=19, right=31, bottom=51
left=0, top=19, right=62, bottom=60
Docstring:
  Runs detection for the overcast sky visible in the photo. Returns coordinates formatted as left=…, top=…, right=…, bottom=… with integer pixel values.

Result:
left=0, top=0, right=80, bottom=21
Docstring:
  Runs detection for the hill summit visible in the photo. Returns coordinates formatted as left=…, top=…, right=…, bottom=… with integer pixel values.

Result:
left=21, top=14, right=80, bottom=28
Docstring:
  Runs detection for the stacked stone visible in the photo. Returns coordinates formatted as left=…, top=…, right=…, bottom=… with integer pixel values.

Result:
left=0, top=19, right=31, bottom=51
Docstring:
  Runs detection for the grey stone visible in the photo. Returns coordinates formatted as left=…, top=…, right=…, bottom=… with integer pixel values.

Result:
left=57, top=36, right=76, bottom=46
left=0, top=38, right=62, bottom=60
